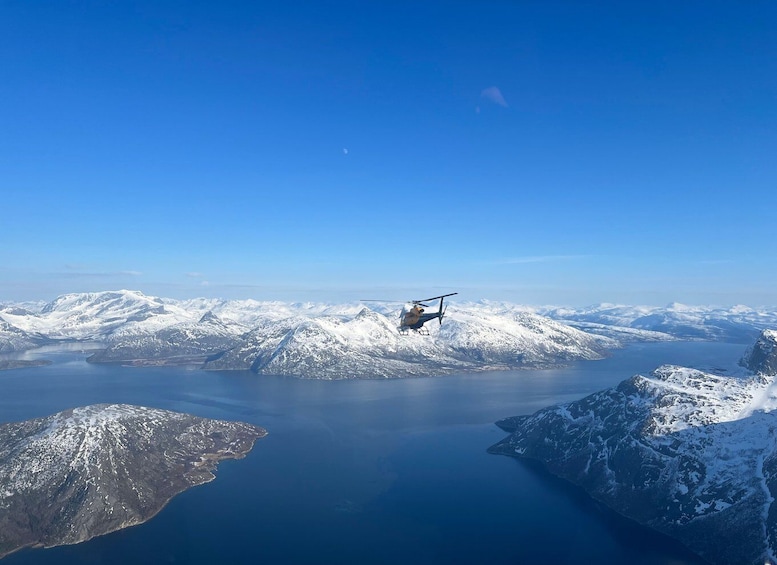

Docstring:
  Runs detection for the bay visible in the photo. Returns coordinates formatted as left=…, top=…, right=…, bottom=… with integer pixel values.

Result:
left=0, top=341, right=745, bottom=564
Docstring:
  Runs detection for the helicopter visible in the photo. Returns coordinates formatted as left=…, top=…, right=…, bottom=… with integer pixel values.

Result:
left=399, top=293, right=458, bottom=334
left=361, top=293, right=458, bottom=334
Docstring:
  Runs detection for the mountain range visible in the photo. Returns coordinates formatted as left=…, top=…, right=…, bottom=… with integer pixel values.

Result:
left=2, top=290, right=776, bottom=378
left=0, top=290, right=616, bottom=377
left=539, top=302, right=777, bottom=342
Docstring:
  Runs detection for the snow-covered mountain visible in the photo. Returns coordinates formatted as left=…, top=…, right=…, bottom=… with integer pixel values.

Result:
left=4, top=291, right=775, bottom=347
left=0, top=404, right=266, bottom=559
left=0, top=290, right=617, bottom=377
left=205, top=308, right=479, bottom=378
left=4, top=290, right=776, bottom=378
left=438, top=309, right=617, bottom=365
left=540, top=302, right=777, bottom=343
left=87, top=311, right=243, bottom=365
left=489, top=331, right=777, bottom=565
left=0, top=290, right=195, bottom=340
left=0, top=318, right=49, bottom=353
left=204, top=307, right=615, bottom=378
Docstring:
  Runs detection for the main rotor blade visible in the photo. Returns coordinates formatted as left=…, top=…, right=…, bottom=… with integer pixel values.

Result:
left=414, top=292, right=458, bottom=303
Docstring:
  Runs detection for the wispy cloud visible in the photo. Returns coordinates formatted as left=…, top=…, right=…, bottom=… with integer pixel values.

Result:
left=697, top=259, right=734, bottom=266
left=185, top=272, right=204, bottom=278
left=494, top=255, right=590, bottom=265
left=480, top=86, right=508, bottom=107
left=58, top=269, right=142, bottom=278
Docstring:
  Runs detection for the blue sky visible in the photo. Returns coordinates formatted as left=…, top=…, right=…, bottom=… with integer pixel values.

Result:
left=2, top=1, right=776, bottom=305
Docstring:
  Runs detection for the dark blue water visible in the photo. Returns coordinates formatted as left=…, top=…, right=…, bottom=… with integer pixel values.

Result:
left=1, top=341, right=744, bottom=564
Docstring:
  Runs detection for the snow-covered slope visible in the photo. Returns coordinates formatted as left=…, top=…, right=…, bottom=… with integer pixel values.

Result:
left=0, top=404, right=266, bottom=559
left=205, top=307, right=615, bottom=378
left=490, top=340, right=777, bottom=565
left=541, top=303, right=777, bottom=342
left=88, top=311, right=243, bottom=364
left=206, top=308, right=476, bottom=378
left=0, top=290, right=194, bottom=340
left=174, top=297, right=365, bottom=329
left=438, top=309, right=617, bottom=365
left=0, top=317, right=49, bottom=353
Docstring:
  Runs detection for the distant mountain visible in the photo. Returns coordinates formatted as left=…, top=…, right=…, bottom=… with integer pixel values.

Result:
left=0, top=290, right=195, bottom=340
left=438, top=309, right=617, bottom=365
left=490, top=335, right=777, bottom=565
left=205, top=307, right=615, bottom=378
left=0, top=404, right=266, bottom=559
left=4, top=290, right=776, bottom=378
left=540, top=303, right=777, bottom=342
left=87, top=311, right=242, bottom=365
left=0, top=317, right=49, bottom=353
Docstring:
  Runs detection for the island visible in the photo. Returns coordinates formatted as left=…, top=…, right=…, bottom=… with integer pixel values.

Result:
left=0, top=359, right=52, bottom=371
left=0, top=404, right=266, bottom=559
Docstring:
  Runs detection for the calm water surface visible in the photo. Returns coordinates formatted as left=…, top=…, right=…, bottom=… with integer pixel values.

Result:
left=1, top=341, right=744, bottom=564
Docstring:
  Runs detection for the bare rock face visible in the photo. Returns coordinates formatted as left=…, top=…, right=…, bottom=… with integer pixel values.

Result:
left=0, top=318, right=48, bottom=354
left=741, top=329, right=777, bottom=375
left=0, top=404, right=266, bottom=559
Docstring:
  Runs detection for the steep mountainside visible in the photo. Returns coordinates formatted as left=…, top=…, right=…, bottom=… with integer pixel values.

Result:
left=0, top=318, right=49, bottom=353
left=87, top=311, right=242, bottom=365
left=490, top=343, right=777, bottom=565
left=741, top=329, right=777, bottom=375
left=0, top=404, right=266, bottom=559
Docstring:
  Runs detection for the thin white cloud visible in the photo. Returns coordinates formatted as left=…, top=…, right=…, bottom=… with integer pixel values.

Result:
left=58, top=270, right=142, bottom=278
left=697, top=259, right=734, bottom=265
left=480, top=86, right=508, bottom=108
left=495, top=255, right=589, bottom=265
left=186, top=272, right=204, bottom=278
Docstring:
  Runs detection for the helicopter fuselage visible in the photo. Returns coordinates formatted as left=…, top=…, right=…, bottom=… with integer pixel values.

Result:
left=402, top=311, right=442, bottom=330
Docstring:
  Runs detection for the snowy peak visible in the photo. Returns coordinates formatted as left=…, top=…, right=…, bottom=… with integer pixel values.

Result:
left=3, top=290, right=195, bottom=340
left=198, top=310, right=225, bottom=326
left=40, top=290, right=162, bottom=315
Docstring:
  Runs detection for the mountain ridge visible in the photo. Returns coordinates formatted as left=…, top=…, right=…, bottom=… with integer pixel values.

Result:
left=490, top=330, right=777, bottom=565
